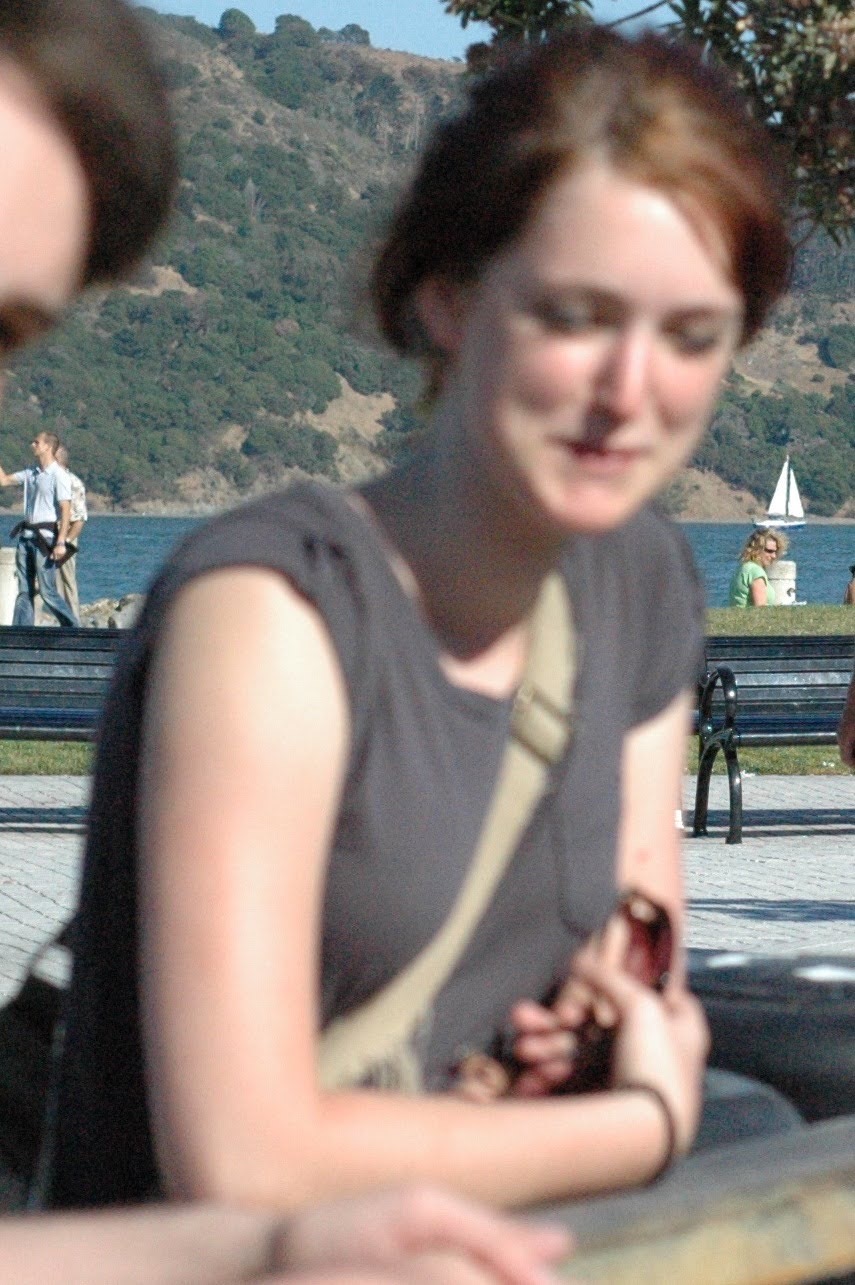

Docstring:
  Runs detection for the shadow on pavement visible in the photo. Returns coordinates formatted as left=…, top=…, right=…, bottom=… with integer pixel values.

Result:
left=0, top=808, right=86, bottom=830
left=689, top=897, right=855, bottom=924
left=687, top=806, right=855, bottom=836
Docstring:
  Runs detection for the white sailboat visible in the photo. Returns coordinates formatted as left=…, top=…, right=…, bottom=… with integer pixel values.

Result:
left=754, top=454, right=805, bottom=529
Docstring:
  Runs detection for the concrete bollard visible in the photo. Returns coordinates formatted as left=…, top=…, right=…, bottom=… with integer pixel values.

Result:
left=0, top=546, right=16, bottom=625
left=768, top=558, right=798, bottom=605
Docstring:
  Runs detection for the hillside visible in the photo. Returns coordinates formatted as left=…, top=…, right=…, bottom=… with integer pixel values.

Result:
left=667, top=290, right=855, bottom=520
left=1, top=9, right=853, bottom=518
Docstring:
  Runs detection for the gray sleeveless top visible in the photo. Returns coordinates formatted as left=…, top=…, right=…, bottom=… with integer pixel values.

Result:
left=45, top=480, right=703, bottom=1208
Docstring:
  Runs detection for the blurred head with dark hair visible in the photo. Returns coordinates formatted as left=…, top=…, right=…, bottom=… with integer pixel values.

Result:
left=0, top=0, right=176, bottom=351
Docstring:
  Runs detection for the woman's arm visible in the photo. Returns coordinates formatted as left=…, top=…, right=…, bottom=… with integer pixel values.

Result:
left=1, top=1190, right=571, bottom=1285
left=616, top=689, right=695, bottom=976
left=1, top=1205, right=280, bottom=1285
left=749, top=574, right=768, bottom=606
left=138, top=571, right=699, bottom=1211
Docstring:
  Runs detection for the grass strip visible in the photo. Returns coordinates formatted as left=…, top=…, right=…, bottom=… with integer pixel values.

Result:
left=707, top=605, right=855, bottom=635
left=685, top=741, right=849, bottom=776
left=1, top=738, right=844, bottom=777
left=0, top=741, right=93, bottom=775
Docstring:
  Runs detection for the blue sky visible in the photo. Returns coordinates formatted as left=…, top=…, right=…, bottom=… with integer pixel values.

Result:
left=141, top=1, right=654, bottom=61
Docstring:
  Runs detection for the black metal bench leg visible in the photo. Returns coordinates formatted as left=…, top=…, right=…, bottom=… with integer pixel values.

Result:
left=693, top=742, right=718, bottom=836
left=723, top=743, right=743, bottom=845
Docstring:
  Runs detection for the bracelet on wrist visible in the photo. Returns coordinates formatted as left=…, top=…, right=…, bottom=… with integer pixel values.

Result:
left=623, top=1082, right=677, bottom=1183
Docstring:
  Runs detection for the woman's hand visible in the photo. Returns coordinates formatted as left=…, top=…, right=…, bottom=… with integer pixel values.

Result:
left=458, top=910, right=707, bottom=1152
left=572, top=955, right=709, bottom=1154
left=451, top=991, right=589, bottom=1104
left=487, top=910, right=633, bottom=1100
left=278, top=1186, right=572, bottom=1284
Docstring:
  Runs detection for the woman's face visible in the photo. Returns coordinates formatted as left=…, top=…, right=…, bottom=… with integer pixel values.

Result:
left=757, top=537, right=780, bottom=567
left=424, top=162, right=744, bottom=537
left=0, top=63, right=89, bottom=370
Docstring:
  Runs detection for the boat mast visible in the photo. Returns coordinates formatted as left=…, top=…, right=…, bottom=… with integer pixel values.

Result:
left=785, top=456, right=791, bottom=517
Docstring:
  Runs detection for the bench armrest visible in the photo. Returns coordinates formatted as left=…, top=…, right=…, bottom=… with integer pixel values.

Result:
left=698, top=663, right=738, bottom=736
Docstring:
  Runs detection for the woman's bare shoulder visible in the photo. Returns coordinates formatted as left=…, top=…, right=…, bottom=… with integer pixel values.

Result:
left=168, top=557, right=341, bottom=644
left=147, top=566, right=351, bottom=762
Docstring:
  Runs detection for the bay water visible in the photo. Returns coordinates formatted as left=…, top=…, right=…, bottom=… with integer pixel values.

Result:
left=63, top=513, right=855, bottom=609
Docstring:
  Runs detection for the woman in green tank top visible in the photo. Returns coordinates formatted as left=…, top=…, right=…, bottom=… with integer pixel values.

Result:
left=728, top=528, right=787, bottom=606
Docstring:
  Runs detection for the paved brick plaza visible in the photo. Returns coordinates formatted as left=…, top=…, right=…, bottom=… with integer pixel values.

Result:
left=681, top=773, right=855, bottom=957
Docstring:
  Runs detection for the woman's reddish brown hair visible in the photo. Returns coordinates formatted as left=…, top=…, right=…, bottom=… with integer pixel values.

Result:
left=370, top=26, right=792, bottom=372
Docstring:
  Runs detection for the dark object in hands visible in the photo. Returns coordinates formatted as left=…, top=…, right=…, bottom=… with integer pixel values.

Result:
left=51, top=540, right=77, bottom=567
left=455, top=890, right=673, bottom=1097
left=618, top=889, right=673, bottom=994
left=560, top=889, right=674, bottom=1094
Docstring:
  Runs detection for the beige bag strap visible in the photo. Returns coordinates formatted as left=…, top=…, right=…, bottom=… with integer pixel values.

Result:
left=319, top=571, right=576, bottom=1091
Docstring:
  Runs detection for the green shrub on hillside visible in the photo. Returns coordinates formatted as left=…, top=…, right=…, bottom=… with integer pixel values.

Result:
left=218, top=8, right=256, bottom=40
left=244, top=17, right=327, bottom=110
left=141, top=9, right=220, bottom=47
left=820, top=325, right=855, bottom=371
left=317, top=24, right=371, bottom=46
left=162, top=58, right=200, bottom=90
left=243, top=419, right=337, bottom=477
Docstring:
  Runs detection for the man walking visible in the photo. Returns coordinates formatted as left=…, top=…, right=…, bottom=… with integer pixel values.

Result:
left=0, top=432, right=78, bottom=626
left=54, top=445, right=87, bottom=619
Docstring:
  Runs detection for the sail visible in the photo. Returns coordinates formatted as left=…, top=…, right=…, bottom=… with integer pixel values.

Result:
left=767, top=456, right=804, bottom=520
left=785, top=468, right=804, bottom=519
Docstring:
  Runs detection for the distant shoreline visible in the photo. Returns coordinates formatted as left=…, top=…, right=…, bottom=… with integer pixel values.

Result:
left=678, top=516, right=855, bottom=526
left=1, top=506, right=853, bottom=525
left=0, top=506, right=216, bottom=520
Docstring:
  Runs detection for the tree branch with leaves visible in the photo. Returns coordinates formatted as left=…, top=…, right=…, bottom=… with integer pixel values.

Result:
left=443, top=0, right=854, bottom=240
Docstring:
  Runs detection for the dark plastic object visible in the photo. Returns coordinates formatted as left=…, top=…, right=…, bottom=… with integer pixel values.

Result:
left=690, top=950, right=855, bottom=1124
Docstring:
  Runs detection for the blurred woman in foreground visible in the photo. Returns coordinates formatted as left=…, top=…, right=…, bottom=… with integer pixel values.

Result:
left=48, top=24, right=792, bottom=1213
